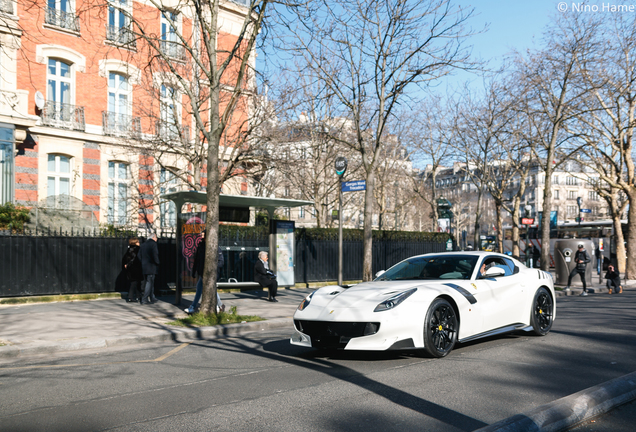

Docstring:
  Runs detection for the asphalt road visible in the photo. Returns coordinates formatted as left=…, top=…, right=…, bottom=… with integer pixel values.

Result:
left=1, top=290, right=635, bottom=432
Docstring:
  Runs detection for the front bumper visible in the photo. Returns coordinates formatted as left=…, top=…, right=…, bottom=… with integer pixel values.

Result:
left=291, top=320, right=381, bottom=349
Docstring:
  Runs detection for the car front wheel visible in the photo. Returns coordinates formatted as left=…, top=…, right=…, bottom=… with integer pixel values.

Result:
left=530, top=287, right=553, bottom=336
left=423, top=298, right=458, bottom=358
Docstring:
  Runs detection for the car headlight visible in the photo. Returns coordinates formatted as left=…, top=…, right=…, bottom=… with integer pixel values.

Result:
left=374, top=288, right=417, bottom=312
left=298, top=291, right=316, bottom=311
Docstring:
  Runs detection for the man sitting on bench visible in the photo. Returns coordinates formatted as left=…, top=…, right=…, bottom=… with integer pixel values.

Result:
left=255, top=251, right=278, bottom=302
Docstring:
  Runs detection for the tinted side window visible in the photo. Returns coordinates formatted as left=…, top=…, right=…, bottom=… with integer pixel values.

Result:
left=485, top=257, right=513, bottom=277
left=502, top=258, right=517, bottom=275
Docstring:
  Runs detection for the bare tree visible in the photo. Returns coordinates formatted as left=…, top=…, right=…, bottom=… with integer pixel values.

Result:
left=573, top=13, right=636, bottom=277
left=122, top=0, right=271, bottom=314
left=410, top=98, right=454, bottom=232
left=516, top=14, right=600, bottom=272
left=450, top=77, right=514, bottom=252
left=277, top=0, right=476, bottom=280
left=257, top=74, right=363, bottom=227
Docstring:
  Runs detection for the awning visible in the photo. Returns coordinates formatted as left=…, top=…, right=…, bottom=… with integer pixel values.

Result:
left=161, top=191, right=313, bottom=212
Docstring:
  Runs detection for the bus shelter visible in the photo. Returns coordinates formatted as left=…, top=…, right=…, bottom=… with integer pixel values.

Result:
left=161, top=191, right=312, bottom=305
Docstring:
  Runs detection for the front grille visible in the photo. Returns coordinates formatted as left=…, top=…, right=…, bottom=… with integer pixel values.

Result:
left=294, top=320, right=380, bottom=348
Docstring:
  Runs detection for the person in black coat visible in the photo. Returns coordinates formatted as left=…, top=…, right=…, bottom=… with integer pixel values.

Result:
left=122, top=237, right=143, bottom=303
left=255, top=251, right=278, bottom=302
left=605, top=264, right=622, bottom=294
left=566, top=244, right=591, bottom=296
left=138, top=232, right=160, bottom=304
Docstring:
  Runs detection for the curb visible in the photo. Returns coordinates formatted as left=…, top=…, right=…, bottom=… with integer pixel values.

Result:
left=0, top=317, right=293, bottom=360
left=474, top=371, right=636, bottom=432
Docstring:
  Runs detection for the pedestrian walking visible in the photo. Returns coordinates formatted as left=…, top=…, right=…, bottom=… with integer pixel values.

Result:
left=121, top=237, right=143, bottom=303
left=185, top=230, right=225, bottom=314
left=565, top=243, right=591, bottom=296
left=138, top=232, right=160, bottom=304
left=255, top=251, right=278, bottom=302
left=532, top=245, right=540, bottom=268
left=604, top=264, right=622, bottom=294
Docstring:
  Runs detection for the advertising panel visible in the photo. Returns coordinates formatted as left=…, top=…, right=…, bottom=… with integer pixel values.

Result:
left=275, top=220, right=295, bottom=287
left=180, top=212, right=206, bottom=289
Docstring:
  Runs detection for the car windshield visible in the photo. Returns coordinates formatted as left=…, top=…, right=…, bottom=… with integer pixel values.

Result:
left=375, top=255, right=479, bottom=281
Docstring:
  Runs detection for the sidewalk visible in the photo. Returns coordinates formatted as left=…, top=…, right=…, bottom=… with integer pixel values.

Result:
left=1, top=281, right=635, bottom=432
left=0, top=287, right=313, bottom=360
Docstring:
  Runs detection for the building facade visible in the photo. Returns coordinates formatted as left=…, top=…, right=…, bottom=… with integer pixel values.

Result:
left=429, top=160, right=621, bottom=244
left=1, top=0, right=252, bottom=231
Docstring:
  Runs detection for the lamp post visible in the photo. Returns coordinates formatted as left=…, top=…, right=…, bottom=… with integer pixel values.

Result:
left=576, top=196, right=582, bottom=228
left=335, top=157, right=347, bottom=286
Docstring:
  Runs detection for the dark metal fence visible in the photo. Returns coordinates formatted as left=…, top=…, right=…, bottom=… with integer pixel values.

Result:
left=0, top=233, right=175, bottom=297
left=0, top=231, right=448, bottom=297
left=295, top=239, right=447, bottom=283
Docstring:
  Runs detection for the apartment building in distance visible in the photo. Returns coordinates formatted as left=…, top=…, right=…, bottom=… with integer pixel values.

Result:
left=428, top=159, right=620, bottom=241
left=0, top=0, right=253, bottom=230
left=257, top=117, right=419, bottom=230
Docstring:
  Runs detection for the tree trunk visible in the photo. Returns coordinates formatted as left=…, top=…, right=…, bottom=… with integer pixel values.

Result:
left=200, top=2, right=220, bottom=316
left=362, top=169, right=375, bottom=281
left=540, top=149, right=556, bottom=272
left=473, top=189, right=483, bottom=250
left=495, top=203, right=504, bottom=253
left=511, top=197, right=521, bottom=259
left=625, top=188, right=636, bottom=279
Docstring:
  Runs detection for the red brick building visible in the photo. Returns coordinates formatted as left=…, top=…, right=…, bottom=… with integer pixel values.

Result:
left=0, top=0, right=253, bottom=230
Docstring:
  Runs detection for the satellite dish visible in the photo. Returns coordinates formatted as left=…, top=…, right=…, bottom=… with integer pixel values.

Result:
left=34, top=91, right=45, bottom=110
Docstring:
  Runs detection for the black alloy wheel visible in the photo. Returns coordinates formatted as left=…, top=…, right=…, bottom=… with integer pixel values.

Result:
left=530, top=287, right=554, bottom=336
left=423, top=298, right=458, bottom=358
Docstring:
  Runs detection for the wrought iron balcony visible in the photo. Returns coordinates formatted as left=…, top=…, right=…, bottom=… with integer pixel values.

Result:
left=106, top=26, right=137, bottom=48
left=155, top=121, right=190, bottom=143
left=102, top=111, right=141, bottom=137
left=160, top=40, right=186, bottom=61
left=45, top=7, right=80, bottom=32
left=41, top=101, right=85, bottom=131
left=0, top=0, right=14, bottom=14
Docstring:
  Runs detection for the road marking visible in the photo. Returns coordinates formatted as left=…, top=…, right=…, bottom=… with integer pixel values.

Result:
left=153, top=342, right=191, bottom=362
left=0, top=343, right=191, bottom=371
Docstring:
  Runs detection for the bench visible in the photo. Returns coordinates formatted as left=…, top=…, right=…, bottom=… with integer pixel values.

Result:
left=217, top=279, right=262, bottom=291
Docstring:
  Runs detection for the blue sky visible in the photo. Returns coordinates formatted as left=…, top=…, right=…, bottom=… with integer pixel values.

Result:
left=442, top=1, right=559, bottom=89
left=261, top=1, right=561, bottom=91
left=463, top=1, right=557, bottom=63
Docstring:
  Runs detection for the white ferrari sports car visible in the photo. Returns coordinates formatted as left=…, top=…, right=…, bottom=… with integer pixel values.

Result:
left=290, top=252, right=555, bottom=358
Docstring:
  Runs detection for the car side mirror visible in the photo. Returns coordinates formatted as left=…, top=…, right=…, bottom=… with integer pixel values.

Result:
left=484, top=267, right=505, bottom=278
left=375, top=270, right=386, bottom=279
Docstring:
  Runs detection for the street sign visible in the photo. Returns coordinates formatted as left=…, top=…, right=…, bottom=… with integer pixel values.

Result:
left=446, top=238, right=453, bottom=251
left=580, top=209, right=592, bottom=213
left=335, top=157, right=347, bottom=176
left=342, top=180, right=366, bottom=192
left=521, top=217, right=534, bottom=225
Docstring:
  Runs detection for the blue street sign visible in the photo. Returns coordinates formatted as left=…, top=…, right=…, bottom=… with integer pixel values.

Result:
left=580, top=209, right=592, bottom=213
left=342, top=180, right=366, bottom=192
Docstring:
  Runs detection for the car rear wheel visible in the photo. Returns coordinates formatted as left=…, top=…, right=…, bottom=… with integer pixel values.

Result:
left=530, top=287, right=553, bottom=336
left=423, top=298, right=458, bottom=358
